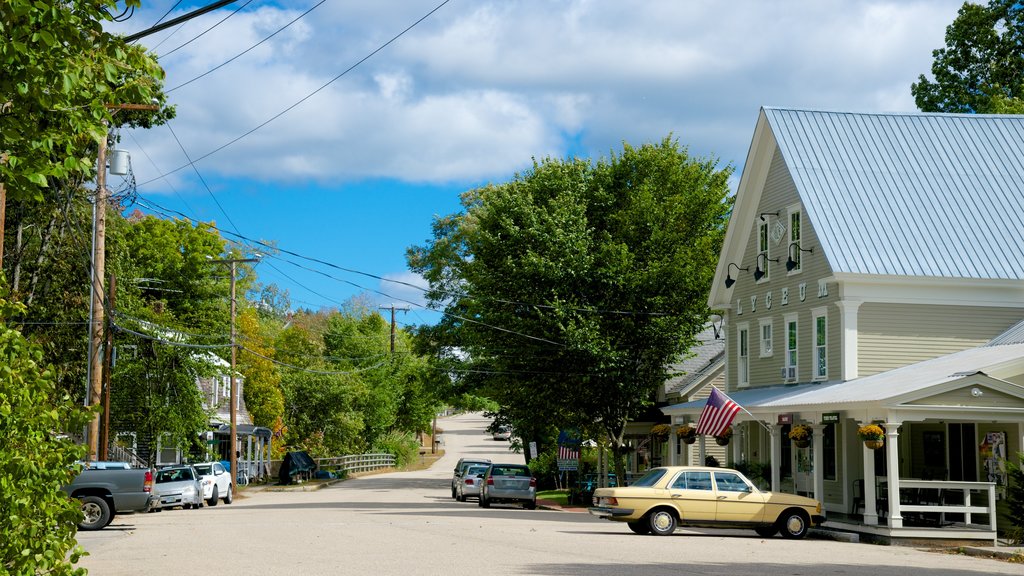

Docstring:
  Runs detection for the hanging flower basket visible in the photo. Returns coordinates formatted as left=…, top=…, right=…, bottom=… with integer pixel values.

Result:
left=788, top=424, right=812, bottom=448
left=857, top=424, right=885, bottom=450
left=714, top=427, right=732, bottom=446
left=676, top=425, right=697, bottom=444
left=650, top=424, right=672, bottom=439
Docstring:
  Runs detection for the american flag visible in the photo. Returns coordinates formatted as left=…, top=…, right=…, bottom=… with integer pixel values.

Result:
left=558, top=445, right=579, bottom=460
left=695, top=387, right=741, bottom=437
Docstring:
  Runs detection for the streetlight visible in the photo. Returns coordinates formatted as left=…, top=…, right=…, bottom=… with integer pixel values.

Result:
left=207, top=256, right=259, bottom=483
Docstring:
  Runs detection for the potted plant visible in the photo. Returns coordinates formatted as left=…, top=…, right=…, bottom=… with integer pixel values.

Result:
left=788, top=424, right=812, bottom=448
left=857, top=424, right=885, bottom=450
left=650, top=424, right=672, bottom=439
left=676, top=425, right=697, bottom=445
left=714, top=426, right=733, bottom=446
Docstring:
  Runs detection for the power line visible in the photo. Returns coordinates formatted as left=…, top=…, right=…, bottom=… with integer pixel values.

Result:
left=136, top=0, right=452, bottom=186
left=160, top=0, right=255, bottom=58
left=165, top=0, right=329, bottom=93
left=165, top=121, right=242, bottom=236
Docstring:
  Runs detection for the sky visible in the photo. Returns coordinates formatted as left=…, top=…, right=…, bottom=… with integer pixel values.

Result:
left=108, top=0, right=966, bottom=328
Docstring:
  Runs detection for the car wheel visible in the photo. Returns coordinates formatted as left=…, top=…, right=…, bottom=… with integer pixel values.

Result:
left=479, top=496, right=490, bottom=508
left=451, top=485, right=457, bottom=499
left=523, top=499, right=536, bottom=510
left=778, top=509, right=809, bottom=539
left=647, top=509, right=677, bottom=536
left=754, top=526, right=778, bottom=538
left=627, top=521, right=651, bottom=535
left=183, top=503, right=192, bottom=510
left=208, top=486, right=219, bottom=507
left=224, top=484, right=233, bottom=504
left=457, top=490, right=465, bottom=502
left=78, top=496, right=112, bottom=531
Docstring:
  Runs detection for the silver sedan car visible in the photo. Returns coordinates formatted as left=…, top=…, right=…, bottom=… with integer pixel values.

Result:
left=478, top=464, right=536, bottom=509
left=153, top=465, right=204, bottom=510
left=456, top=465, right=490, bottom=502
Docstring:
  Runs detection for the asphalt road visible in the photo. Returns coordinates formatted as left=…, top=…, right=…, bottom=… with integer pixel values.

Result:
left=76, top=412, right=1019, bottom=575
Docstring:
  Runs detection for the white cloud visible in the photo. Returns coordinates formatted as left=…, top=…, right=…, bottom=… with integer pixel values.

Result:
left=119, top=0, right=964, bottom=190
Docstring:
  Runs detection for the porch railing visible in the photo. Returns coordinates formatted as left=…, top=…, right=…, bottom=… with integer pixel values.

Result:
left=891, top=479, right=997, bottom=530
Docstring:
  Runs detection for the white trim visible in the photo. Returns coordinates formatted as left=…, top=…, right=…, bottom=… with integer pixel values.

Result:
left=784, top=312, right=798, bottom=382
left=116, top=431, right=137, bottom=452
left=812, top=306, right=828, bottom=381
left=757, top=219, right=771, bottom=283
left=156, top=433, right=181, bottom=466
left=758, top=318, right=774, bottom=358
left=737, top=322, right=750, bottom=388
left=833, top=274, right=1024, bottom=307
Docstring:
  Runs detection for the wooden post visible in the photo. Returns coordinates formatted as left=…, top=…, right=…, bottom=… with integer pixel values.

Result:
left=100, top=274, right=116, bottom=461
left=87, top=128, right=108, bottom=461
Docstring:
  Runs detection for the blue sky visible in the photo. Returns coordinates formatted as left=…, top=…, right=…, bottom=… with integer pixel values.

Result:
left=108, top=0, right=965, bottom=328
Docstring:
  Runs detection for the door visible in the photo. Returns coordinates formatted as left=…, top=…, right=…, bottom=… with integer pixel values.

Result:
left=713, top=471, right=766, bottom=523
left=948, top=423, right=977, bottom=482
left=667, top=471, right=716, bottom=521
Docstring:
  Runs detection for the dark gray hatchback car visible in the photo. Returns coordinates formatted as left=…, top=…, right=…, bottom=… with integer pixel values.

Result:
left=478, top=463, right=536, bottom=509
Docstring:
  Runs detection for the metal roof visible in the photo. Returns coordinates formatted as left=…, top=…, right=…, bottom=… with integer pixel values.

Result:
left=763, top=108, right=1024, bottom=280
left=988, top=318, right=1024, bottom=346
left=664, top=342, right=1024, bottom=412
left=665, top=326, right=725, bottom=397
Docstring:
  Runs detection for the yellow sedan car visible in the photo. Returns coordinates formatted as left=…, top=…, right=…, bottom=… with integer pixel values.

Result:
left=588, top=466, right=825, bottom=538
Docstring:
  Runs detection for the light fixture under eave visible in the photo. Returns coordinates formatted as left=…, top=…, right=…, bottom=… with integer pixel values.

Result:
left=724, top=263, right=748, bottom=288
left=759, top=210, right=779, bottom=222
left=785, top=242, right=814, bottom=272
left=709, top=313, right=724, bottom=339
left=752, top=253, right=779, bottom=281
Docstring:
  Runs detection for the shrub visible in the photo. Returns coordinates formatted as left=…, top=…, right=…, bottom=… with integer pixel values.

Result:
left=705, top=455, right=720, bottom=467
left=372, top=430, right=420, bottom=467
left=1, top=295, right=92, bottom=575
left=1006, top=452, right=1024, bottom=544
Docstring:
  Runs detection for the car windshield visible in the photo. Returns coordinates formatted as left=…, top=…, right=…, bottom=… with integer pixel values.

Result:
left=193, top=465, right=212, bottom=475
left=491, top=466, right=529, bottom=477
left=467, top=466, right=488, bottom=476
left=628, top=468, right=668, bottom=487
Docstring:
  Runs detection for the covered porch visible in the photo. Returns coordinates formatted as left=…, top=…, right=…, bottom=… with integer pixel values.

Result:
left=661, top=343, right=1024, bottom=544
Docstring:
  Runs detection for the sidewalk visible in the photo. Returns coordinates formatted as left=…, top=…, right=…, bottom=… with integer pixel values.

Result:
left=537, top=499, right=1024, bottom=562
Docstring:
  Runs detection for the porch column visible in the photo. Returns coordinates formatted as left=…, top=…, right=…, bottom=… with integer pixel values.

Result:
left=811, top=423, right=825, bottom=502
left=884, top=422, right=903, bottom=528
left=770, top=424, right=782, bottom=492
left=669, top=425, right=678, bottom=466
left=731, top=424, right=743, bottom=466
left=835, top=300, right=861, bottom=381
left=860, top=421, right=878, bottom=525
left=698, top=435, right=706, bottom=467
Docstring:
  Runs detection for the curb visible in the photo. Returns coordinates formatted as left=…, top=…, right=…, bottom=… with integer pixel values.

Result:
left=957, top=546, right=1024, bottom=561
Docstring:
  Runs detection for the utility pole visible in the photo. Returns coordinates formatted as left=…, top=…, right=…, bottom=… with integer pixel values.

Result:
left=208, top=257, right=258, bottom=484
left=100, top=274, right=116, bottom=461
left=378, top=304, right=410, bottom=353
left=86, top=103, right=157, bottom=461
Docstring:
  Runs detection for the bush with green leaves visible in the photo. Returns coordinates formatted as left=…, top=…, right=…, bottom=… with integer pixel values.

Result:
left=1006, top=451, right=1024, bottom=544
left=371, top=430, right=420, bottom=467
left=1, top=295, right=92, bottom=575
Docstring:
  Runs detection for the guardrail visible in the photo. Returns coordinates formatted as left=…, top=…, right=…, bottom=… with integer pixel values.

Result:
left=315, top=453, right=396, bottom=475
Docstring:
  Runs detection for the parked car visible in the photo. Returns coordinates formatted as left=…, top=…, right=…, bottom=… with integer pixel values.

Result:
left=455, top=465, right=490, bottom=502
left=478, top=463, right=536, bottom=509
left=192, top=461, right=233, bottom=506
left=492, top=425, right=511, bottom=441
left=451, top=457, right=491, bottom=499
left=588, top=466, right=825, bottom=538
left=62, top=465, right=156, bottom=530
left=153, top=465, right=204, bottom=510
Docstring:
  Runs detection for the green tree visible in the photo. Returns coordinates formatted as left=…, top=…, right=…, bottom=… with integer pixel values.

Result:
left=237, top=307, right=284, bottom=429
left=408, top=138, right=732, bottom=478
left=0, top=293, right=92, bottom=575
left=912, top=0, right=1024, bottom=113
left=0, top=0, right=168, bottom=201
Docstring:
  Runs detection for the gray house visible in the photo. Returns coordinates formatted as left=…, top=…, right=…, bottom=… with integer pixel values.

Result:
left=664, top=108, right=1024, bottom=544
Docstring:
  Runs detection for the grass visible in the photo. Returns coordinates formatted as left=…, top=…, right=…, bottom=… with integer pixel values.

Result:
left=536, top=489, right=570, bottom=506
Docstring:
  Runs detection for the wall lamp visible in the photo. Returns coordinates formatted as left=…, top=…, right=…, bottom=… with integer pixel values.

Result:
left=752, top=253, right=779, bottom=281
left=759, top=210, right=779, bottom=222
left=785, top=242, right=814, bottom=272
left=724, top=263, right=748, bottom=288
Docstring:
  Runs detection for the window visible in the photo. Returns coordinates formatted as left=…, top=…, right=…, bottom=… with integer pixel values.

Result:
left=758, top=220, right=770, bottom=281
left=812, top=307, right=827, bottom=380
left=759, top=319, right=773, bottom=357
left=737, top=324, right=749, bottom=387
left=788, top=208, right=803, bottom=273
left=156, top=433, right=180, bottom=466
left=671, top=471, right=713, bottom=491
left=785, top=314, right=798, bottom=380
left=714, top=472, right=752, bottom=492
